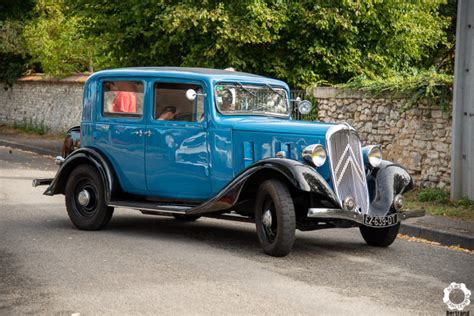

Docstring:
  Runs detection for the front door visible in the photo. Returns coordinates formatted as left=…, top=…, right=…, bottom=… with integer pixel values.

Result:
left=145, top=80, right=212, bottom=201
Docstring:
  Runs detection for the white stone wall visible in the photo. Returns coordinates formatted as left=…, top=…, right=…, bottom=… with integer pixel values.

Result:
left=314, top=87, right=452, bottom=189
left=0, top=81, right=451, bottom=189
left=0, top=80, right=83, bottom=133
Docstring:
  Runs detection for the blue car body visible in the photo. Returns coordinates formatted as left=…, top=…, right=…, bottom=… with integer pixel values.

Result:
left=81, top=68, right=335, bottom=201
left=37, top=67, right=425, bottom=242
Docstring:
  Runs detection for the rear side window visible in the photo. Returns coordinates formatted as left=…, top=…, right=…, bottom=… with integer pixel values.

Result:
left=103, top=81, right=144, bottom=117
left=154, top=83, right=204, bottom=122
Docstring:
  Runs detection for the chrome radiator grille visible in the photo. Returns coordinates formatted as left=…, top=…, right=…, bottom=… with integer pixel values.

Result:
left=326, top=125, right=370, bottom=214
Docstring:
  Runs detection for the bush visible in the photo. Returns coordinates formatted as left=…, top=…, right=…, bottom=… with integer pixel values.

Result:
left=335, top=68, right=453, bottom=112
left=418, top=188, right=450, bottom=204
left=456, top=197, right=474, bottom=208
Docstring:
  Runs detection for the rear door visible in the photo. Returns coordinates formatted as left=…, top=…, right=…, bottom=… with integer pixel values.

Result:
left=93, top=79, right=148, bottom=194
left=145, top=79, right=212, bottom=201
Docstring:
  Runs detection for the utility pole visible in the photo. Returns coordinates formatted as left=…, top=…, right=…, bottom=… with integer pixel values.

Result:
left=451, top=0, right=474, bottom=200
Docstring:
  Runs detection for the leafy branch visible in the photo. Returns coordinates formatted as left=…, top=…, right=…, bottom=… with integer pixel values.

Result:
left=335, top=68, right=453, bottom=112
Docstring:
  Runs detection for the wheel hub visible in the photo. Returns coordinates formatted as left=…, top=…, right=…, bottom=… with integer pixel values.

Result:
left=262, top=209, right=273, bottom=228
left=77, top=189, right=91, bottom=207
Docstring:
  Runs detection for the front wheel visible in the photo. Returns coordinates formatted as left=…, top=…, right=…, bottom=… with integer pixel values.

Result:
left=359, top=223, right=400, bottom=247
left=65, top=164, right=114, bottom=230
left=255, top=179, right=296, bottom=257
left=173, top=214, right=201, bottom=222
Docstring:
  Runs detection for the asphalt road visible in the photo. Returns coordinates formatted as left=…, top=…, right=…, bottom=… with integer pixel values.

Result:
left=0, top=146, right=473, bottom=315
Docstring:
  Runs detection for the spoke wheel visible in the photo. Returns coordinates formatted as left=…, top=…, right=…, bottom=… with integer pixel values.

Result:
left=255, top=179, right=295, bottom=257
left=65, top=164, right=114, bottom=230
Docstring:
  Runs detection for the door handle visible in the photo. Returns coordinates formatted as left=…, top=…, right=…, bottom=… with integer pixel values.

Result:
left=96, top=124, right=109, bottom=131
left=132, top=130, right=143, bottom=137
left=144, top=130, right=153, bottom=137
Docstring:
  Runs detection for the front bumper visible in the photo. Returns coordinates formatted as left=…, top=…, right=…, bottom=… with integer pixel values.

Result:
left=307, top=208, right=425, bottom=226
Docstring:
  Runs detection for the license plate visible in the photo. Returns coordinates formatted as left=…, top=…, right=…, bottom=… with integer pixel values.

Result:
left=363, top=214, right=398, bottom=227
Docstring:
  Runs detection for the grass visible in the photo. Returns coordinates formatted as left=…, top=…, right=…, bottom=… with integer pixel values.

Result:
left=0, top=124, right=63, bottom=140
left=13, top=119, right=48, bottom=135
left=405, top=188, right=474, bottom=222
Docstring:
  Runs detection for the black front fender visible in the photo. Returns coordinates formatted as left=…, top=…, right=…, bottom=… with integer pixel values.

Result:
left=250, top=158, right=338, bottom=201
left=44, top=147, right=117, bottom=202
left=188, top=158, right=339, bottom=215
left=368, top=160, right=414, bottom=216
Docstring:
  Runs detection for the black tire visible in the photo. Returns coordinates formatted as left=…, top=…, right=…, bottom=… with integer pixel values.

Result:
left=359, top=223, right=400, bottom=247
left=255, top=179, right=296, bottom=257
left=65, top=164, right=114, bottom=230
left=173, top=214, right=201, bottom=222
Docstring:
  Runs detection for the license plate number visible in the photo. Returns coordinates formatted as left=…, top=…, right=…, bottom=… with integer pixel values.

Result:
left=363, top=214, right=398, bottom=227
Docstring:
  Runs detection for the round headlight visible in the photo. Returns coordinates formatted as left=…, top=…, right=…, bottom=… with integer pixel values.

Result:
left=298, top=100, right=312, bottom=115
left=367, top=145, right=383, bottom=168
left=393, top=194, right=404, bottom=211
left=302, top=144, right=327, bottom=167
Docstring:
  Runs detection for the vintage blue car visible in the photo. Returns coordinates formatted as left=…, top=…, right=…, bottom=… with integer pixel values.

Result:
left=33, top=67, right=424, bottom=256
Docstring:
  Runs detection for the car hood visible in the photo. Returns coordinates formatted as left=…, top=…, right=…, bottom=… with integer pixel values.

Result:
left=216, top=116, right=336, bottom=136
left=218, top=116, right=337, bottom=181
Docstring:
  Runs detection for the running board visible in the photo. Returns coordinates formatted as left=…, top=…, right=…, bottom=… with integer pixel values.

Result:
left=204, top=213, right=254, bottom=223
left=140, top=209, right=254, bottom=223
left=108, top=200, right=193, bottom=214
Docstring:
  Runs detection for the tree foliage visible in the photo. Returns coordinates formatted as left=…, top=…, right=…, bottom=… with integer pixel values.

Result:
left=0, top=0, right=35, bottom=87
left=23, top=0, right=103, bottom=77
left=1, top=0, right=456, bottom=91
left=338, top=68, right=453, bottom=112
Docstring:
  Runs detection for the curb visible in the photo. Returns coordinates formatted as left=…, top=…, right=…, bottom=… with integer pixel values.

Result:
left=400, top=223, right=474, bottom=250
left=0, top=138, right=58, bottom=157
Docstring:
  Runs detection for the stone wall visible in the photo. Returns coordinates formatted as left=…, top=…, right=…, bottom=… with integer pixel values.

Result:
left=0, top=78, right=451, bottom=189
left=0, top=75, right=85, bottom=133
left=313, top=87, right=452, bottom=189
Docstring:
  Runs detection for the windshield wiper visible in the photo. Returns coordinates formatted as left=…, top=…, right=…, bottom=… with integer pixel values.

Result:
left=265, top=84, right=285, bottom=98
left=236, top=82, right=257, bottom=97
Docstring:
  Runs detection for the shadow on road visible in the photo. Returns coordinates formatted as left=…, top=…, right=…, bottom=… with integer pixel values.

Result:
left=37, top=211, right=372, bottom=259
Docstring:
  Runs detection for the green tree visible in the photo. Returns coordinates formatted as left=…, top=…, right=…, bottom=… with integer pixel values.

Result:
left=12, top=0, right=454, bottom=89
left=0, top=0, right=35, bottom=87
left=64, top=0, right=451, bottom=87
left=22, top=0, right=105, bottom=77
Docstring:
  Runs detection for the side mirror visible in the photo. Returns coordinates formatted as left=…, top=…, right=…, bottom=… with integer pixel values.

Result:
left=298, top=100, right=312, bottom=115
left=186, top=89, right=197, bottom=101
left=186, top=89, right=207, bottom=101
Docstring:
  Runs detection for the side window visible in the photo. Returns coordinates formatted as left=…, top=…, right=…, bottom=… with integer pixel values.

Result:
left=154, top=83, right=204, bottom=122
left=103, top=81, right=144, bottom=117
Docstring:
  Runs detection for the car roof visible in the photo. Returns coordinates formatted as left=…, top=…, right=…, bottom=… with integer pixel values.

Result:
left=88, top=67, right=288, bottom=88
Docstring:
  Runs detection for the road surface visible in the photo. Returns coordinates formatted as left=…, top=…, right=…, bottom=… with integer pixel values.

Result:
left=0, top=146, right=472, bottom=315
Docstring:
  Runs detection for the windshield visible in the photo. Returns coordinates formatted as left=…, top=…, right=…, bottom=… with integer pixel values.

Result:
left=215, top=83, right=290, bottom=116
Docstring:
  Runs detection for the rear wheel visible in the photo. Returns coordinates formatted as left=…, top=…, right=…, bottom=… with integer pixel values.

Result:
left=255, top=179, right=296, bottom=257
left=65, top=164, right=114, bottom=230
left=359, top=223, right=400, bottom=247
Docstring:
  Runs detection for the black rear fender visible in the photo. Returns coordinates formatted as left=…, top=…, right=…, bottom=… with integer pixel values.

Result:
left=45, top=148, right=118, bottom=202
left=61, top=125, right=81, bottom=158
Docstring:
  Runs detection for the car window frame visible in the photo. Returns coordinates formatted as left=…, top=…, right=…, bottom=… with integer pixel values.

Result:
left=98, top=78, right=147, bottom=122
left=149, top=78, right=208, bottom=127
left=213, top=81, right=291, bottom=118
